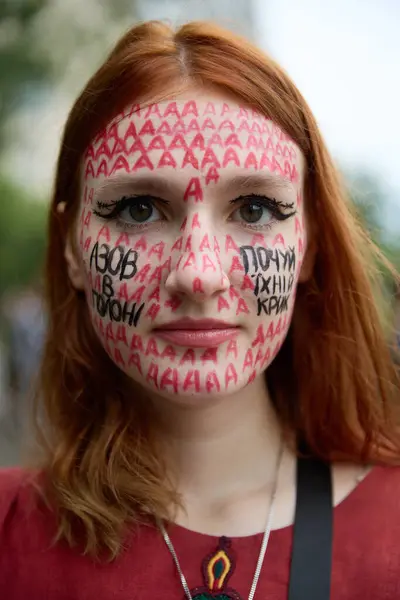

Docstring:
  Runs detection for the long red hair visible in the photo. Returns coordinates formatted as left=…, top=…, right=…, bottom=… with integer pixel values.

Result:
left=35, top=20, right=400, bottom=558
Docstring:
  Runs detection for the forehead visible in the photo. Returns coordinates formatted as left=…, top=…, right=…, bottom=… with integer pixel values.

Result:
left=83, top=94, right=303, bottom=188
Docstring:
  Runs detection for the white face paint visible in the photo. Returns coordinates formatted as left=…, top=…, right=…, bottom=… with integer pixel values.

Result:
left=75, top=91, right=306, bottom=399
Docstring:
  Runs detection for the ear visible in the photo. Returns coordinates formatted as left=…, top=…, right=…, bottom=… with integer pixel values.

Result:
left=298, top=235, right=317, bottom=283
left=57, top=202, right=85, bottom=290
left=65, top=240, right=85, bottom=290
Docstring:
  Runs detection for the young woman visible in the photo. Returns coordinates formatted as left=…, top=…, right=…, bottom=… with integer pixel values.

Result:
left=1, top=20, right=399, bottom=600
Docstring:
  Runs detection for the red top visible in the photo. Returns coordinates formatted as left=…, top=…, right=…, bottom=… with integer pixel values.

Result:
left=1, top=465, right=400, bottom=599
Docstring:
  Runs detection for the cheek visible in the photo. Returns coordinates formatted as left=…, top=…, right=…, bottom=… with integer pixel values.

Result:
left=240, top=243, right=297, bottom=317
left=79, top=210, right=178, bottom=333
left=240, top=221, right=305, bottom=362
left=84, top=239, right=145, bottom=328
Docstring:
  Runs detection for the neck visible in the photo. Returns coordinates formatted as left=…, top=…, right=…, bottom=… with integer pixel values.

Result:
left=151, top=375, right=282, bottom=504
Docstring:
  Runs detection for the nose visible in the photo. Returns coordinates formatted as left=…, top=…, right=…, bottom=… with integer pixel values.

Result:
left=165, top=238, right=230, bottom=302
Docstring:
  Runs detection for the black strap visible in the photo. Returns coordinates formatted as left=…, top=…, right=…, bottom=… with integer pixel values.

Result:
left=288, top=455, right=333, bottom=600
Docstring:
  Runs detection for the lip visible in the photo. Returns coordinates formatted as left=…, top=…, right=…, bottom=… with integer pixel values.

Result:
left=155, top=318, right=235, bottom=331
left=153, top=318, right=240, bottom=348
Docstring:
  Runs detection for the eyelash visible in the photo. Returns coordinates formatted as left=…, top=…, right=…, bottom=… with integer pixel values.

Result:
left=92, top=193, right=296, bottom=231
left=229, top=194, right=296, bottom=230
left=93, top=195, right=165, bottom=218
left=93, top=194, right=166, bottom=230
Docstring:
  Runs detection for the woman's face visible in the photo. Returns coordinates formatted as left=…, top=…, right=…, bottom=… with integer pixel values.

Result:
left=72, top=91, right=307, bottom=400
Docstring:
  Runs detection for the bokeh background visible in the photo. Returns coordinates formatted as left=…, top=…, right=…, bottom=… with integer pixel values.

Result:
left=1, top=0, right=399, bottom=466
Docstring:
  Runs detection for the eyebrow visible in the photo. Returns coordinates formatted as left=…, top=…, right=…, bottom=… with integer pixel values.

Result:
left=92, top=171, right=295, bottom=202
left=93, top=174, right=180, bottom=200
left=222, top=173, right=294, bottom=195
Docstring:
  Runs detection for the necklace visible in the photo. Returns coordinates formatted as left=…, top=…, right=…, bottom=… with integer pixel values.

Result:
left=157, top=439, right=284, bottom=600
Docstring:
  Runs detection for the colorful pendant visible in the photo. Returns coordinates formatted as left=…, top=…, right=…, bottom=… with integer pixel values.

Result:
left=189, top=537, right=243, bottom=600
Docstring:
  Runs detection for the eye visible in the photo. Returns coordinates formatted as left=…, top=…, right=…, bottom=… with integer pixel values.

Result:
left=229, top=194, right=296, bottom=229
left=93, top=194, right=167, bottom=228
left=119, top=198, right=161, bottom=225
left=231, top=201, right=273, bottom=225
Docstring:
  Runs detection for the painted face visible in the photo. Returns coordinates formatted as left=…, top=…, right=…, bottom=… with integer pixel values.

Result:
left=76, top=92, right=306, bottom=399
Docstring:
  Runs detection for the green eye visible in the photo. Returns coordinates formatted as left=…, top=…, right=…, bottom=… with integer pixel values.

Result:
left=119, top=197, right=162, bottom=225
left=93, top=194, right=166, bottom=227
left=231, top=201, right=273, bottom=226
left=229, top=193, right=296, bottom=228
left=127, top=201, right=153, bottom=223
left=238, top=203, right=265, bottom=223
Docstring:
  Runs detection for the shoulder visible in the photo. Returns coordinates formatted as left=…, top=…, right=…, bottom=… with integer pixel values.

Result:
left=337, top=464, right=400, bottom=527
left=365, top=464, right=400, bottom=526
left=354, top=463, right=400, bottom=506
left=0, top=466, right=47, bottom=543
left=0, top=467, right=33, bottom=520
left=332, top=465, right=400, bottom=598
left=0, top=466, right=32, bottom=486
left=0, top=467, right=65, bottom=596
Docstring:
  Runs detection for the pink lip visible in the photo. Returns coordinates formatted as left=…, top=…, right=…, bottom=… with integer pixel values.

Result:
left=153, top=318, right=239, bottom=348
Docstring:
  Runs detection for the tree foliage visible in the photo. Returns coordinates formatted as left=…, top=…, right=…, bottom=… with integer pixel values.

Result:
left=0, top=179, right=47, bottom=294
left=347, top=171, right=400, bottom=271
left=0, top=0, right=50, bottom=149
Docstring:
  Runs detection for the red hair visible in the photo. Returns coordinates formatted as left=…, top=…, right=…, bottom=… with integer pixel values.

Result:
left=34, top=20, right=400, bottom=558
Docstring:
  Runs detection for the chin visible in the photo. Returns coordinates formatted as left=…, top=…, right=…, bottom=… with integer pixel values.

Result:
left=141, top=383, right=249, bottom=407
left=121, top=362, right=256, bottom=404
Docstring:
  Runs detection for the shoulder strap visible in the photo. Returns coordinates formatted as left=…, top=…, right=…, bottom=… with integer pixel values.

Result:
left=287, top=455, right=333, bottom=600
